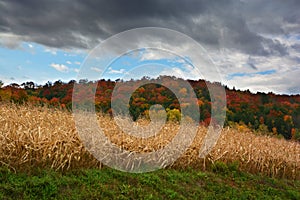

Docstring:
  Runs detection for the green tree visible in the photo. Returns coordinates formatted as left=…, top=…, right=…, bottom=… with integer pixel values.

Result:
left=167, top=108, right=181, bottom=122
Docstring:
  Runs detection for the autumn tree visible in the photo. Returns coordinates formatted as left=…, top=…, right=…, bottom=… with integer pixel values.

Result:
left=21, top=81, right=36, bottom=90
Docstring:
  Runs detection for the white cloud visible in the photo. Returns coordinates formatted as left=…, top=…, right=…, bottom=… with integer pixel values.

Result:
left=222, top=65, right=300, bottom=95
left=50, top=63, right=69, bottom=72
left=91, top=67, right=102, bottom=72
left=66, top=61, right=72, bottom=65
left=44, top=48, right=57, bottom=55
left=139, top=50, right=176, bottom=61
left=159, top=64, right=202, bottom=80
left=108, top=67, right=126, bottom=74
left=206, top=43, right=300, bottom=94
left=73, top=68, right=80, bottom=73
left=74, top=61, right=81, bottom=65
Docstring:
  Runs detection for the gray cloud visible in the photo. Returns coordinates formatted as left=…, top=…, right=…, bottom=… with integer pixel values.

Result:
left=0, top=0, right=298, bottom=57
left=291, top=44, right=300, bottom=51
left=246, top=57, right=258, bottom=70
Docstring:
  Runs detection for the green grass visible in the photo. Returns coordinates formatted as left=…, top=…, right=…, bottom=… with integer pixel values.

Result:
left=0, top=164, right=299, bottom=200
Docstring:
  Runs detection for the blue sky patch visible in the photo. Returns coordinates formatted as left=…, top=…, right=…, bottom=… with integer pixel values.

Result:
left=227, top=69, right=276, bottom=80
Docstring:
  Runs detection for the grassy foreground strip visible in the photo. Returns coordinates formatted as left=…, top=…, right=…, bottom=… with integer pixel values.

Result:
left=1, top=165, right=299, bottom=200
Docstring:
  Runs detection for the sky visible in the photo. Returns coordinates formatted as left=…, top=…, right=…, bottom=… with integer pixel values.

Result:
left=0, top=0, right=300, bottom=94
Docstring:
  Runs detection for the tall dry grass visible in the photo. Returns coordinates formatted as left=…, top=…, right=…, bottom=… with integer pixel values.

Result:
left=0, top=102, right=299, bottom=179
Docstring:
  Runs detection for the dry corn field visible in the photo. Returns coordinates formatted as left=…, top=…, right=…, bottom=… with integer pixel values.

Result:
left=0, top=103, right=299, bottom=179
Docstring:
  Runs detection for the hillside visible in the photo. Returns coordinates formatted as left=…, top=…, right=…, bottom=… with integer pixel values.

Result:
left=1, top=76, right=300, bottom=140
left=1, top=102, right=300, bottom=199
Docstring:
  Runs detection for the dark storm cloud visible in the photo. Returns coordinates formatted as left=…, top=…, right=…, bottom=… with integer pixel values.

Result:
left=0, top=0, right=299, bottom=56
